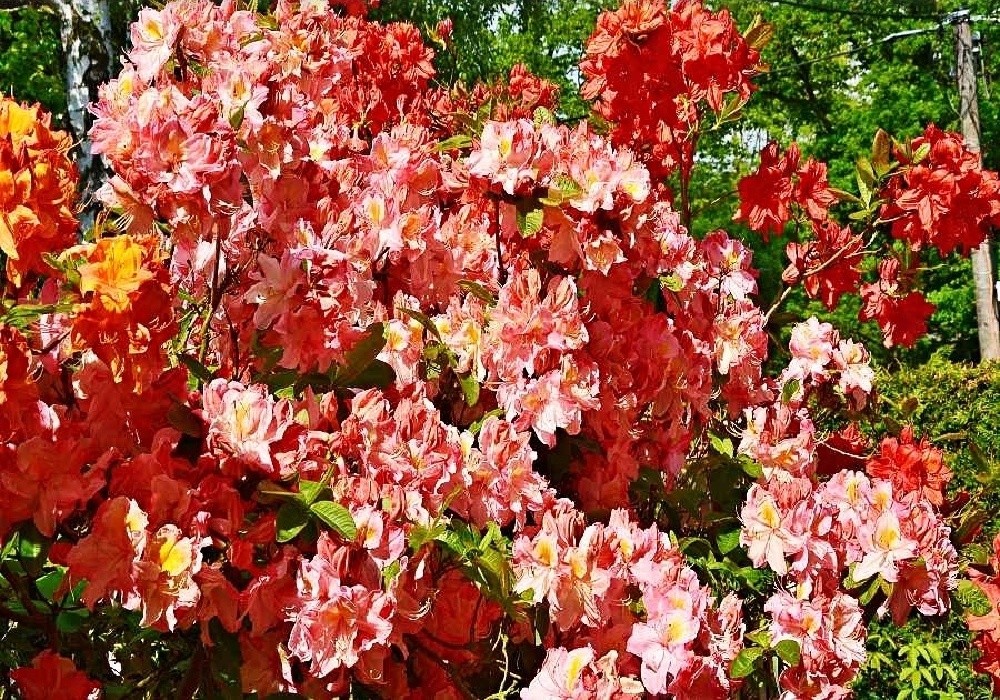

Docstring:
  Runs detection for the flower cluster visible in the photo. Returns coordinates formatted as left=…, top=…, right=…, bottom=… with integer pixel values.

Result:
left=736, top=325, right=957, bottom=696
left=735, top=142, right=837, bottom=239
left=882, top=125, right=1000, bottom=256
left=0, top=0, right=988, bottom=697
left=968, top=534, right=1000, bottom=695
left=737, top=125, right=1000, bottom=349
left=0, top=98, right=78, bottom=289
left=581, top=0, right=764, bottom=179
left=513, top=507, right=745, bottom=698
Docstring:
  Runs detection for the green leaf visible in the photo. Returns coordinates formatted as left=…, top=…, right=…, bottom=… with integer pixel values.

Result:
left=871, top=128, right=892, bottom=174
left=969, top=440, right=992, bottom=474
left=310, top=501, right=358, bottom=541
left=740, top=458, right=764, bottom=479
left=276, top=502, right=310, bottom=543
left=743, top=15, right=774, bottom=51
left=35, top=568, right=65, bottom=601
left=298, top=480, right=325, bottom=506
left=178, top=354, right=215, bottom=386
left=855, top=158, right=875, bottom=206
left=856, top=157, right=876, bottom=185
left=17, top=523, right=47, bottom=568
left=540, top=175, right=584, bottom=206
left=660, top=273, right=684, bottom=293
left=435, top=134, right=473, bottom=152
left=459, top=373, right=480, bottom=406
left=382, top=559, right=402, bottom=587
left=56, top=608, right=90, bottom=633
left=957, top=580, right=993, bottom=617
left=396, top=306, right=442, bottom=340
left=469, top=408, right=504, bottom=435
left=709, top=432, right=734, bottom=459
left=334, top=323, right=387, bottom=387
left=261, top=369, right=299, bottom=393
left=745, top=628, right=771, bottom=647
left=436, top=529, right=467, bottom=558
left=858, top=575, right=883, bottom=605
left=228, top=104, right=246, bottom=130
left=716, top=529, right=742, bottom=555
left=911, top=142, right=931, bottom=164
left=677, top=536, right=712, bottom=557
left=480, top=522, right=502, bottom=550
left=829, top=187, right=863, bottom=205
left=516, top=206, right=544, bottom=238
left=477, top=546, right=510, bottom=583
left=774, top=639, right=801, bottom=666
left=409, top=520, right=447, bottom=553
left=715, top=93, right=747, bottom=124
left=1, top=303, right=63, bottom=329
left=167, top=401, right=204, bottom=438
left=552, top=175, right=583, bottom=199
left=343, top=359, right=395, bottom=389
left=781, top=378, right=801, bottom=404
left=457, top=279, right=497, bottom=305
left=954, top=508, right=989, bottom=543
left=731, top=647, right=764, bottom=679
left=256, top=481, right=300, bottom=504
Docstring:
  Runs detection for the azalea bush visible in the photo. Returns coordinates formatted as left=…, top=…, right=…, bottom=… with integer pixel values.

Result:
left=3, top=0, right=1000, bottom=698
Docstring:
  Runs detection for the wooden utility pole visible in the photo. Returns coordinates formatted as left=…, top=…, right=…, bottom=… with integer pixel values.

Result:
left=955, top=10, right=1000, bottom=361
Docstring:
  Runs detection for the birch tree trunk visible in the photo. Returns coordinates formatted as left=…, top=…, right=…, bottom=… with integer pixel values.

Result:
left=54, top=0, right=115, bottom=214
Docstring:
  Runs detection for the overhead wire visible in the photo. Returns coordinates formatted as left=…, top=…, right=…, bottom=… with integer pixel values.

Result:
left=764, top=24, right=941, bottom=75
left=762, top=6, right=1000, bottom=77
left=762, top=0, right=940, bottom=21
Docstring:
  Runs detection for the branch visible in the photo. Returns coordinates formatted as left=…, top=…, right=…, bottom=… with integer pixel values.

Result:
left=788, top=45, right=833, bottom=134
left=763, top=228, right=874, bottom=324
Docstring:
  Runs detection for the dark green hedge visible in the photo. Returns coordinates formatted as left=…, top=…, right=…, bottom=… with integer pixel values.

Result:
left=854, top=355, right=1000, bottom=699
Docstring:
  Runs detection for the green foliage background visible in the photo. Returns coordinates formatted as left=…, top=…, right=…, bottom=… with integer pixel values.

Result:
left=0, top=7, right=64, bottom=119
left=2, top=0, right=1000, bottom=696
left=854, top=357, right=1000, bottom=699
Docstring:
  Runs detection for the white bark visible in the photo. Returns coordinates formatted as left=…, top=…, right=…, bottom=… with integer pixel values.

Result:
left=54, top=0, right=114, bottom=210
left=956, top=17, right=1000, bottom=361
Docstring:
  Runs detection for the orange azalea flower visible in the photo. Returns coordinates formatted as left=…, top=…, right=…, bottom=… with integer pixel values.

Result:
left=78, top=235, right=155, bottom=312
left=0, top=98, right=77, bottom=288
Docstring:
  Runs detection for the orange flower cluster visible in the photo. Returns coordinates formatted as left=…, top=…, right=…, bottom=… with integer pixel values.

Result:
left=0, top=99, right=78, bottom=289
left=69, top=235, right=176, bottom=393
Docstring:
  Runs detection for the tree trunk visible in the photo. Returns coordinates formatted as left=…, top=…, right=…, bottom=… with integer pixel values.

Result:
left=955, top=15, right=1000, bottom=362
left=54, top=0, right=115, bottom=218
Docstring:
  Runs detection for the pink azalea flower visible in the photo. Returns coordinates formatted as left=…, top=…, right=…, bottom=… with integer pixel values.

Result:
left=202, top=379, right=296, bottom=476
left=788, top=317, right=836, bottom=378
left=521, top=646, right=596, bottom=700
left=288, top=569, right=394, bottom=677
left=740, top=484, right=800, bottom=575
left=854, top=509, right=917, bottom=583
left=130, top=7, right=180, bottom=82
left=468, top=120, right=543, bottom=195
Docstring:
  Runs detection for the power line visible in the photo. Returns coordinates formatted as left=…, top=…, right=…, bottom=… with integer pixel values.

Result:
left=764, top=8, right=999, bottom=77
left=763, top=0, right=940, bottom=21
left=766, top=24, right=942, bottom=75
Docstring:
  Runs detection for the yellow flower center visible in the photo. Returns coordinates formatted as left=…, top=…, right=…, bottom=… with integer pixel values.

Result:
left=158, top=535, right=192, bottom=577
left=758, top=497, right=781, bottom=529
